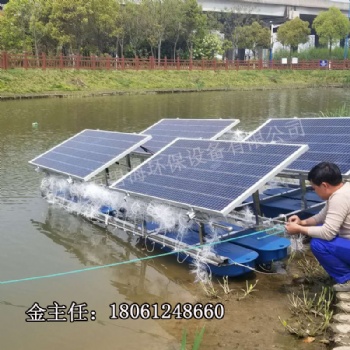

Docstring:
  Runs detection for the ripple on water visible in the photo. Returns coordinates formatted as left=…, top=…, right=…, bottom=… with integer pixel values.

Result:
left=0, top=89, right=349, bottom=350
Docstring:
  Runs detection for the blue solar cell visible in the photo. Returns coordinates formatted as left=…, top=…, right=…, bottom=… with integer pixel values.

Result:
left=137, top=118, right=239, bottom=154
left=29, top=130, right=151, bottom=181
left=110, top=139, right=308, bottom=215
left=244, top=118, right=350, bottom=174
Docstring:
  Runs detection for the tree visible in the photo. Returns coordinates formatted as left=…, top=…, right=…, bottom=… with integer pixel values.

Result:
left=0, top=0, right=53, bottom=56
left=166, top=0, right=186, bottom=60
left=181, top=0, right=207, bottom=59
left=29, top=0, right=53, bottom=59
left=277, top=17, right=310, bottom=56
left=313, top=7, right=350, bottom=56
left=141, top=0, right=176, bottom=64
left=87, top=0, right=120, bottom=55
left=113, top=2, right=128, bottom=57
left=0, top=0, right=35, bottom=52
left=122, top=1, right=147, bottom=57
left=47, top=0, right=93, bottom=54
left=0, top=0, right=231, bottom=59
left=213, top=4, right=256, bottom=59
left=233, top=21, right=270, bottom=58
left=193, top=32, right=223, bottom=59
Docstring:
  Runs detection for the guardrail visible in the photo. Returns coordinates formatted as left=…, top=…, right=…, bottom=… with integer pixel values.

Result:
left=1, top=52, right=349, bottom=71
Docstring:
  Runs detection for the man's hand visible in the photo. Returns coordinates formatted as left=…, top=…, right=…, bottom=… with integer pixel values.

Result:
left=285, top=222, right=303, bottom=235
left=288, top=215, right=301, bottom=225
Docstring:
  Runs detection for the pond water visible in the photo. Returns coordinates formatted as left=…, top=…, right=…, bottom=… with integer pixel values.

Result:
left=1, top=88, right=349, bottom=350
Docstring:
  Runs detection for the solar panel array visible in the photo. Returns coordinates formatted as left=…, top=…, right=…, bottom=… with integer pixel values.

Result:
left=111, top=139, right=308, bottom=215
left=137, top=118, right=239, bottom=154
left=29, top=130, right=151, bottom=181
left=244, top=117, right=350, bottom=174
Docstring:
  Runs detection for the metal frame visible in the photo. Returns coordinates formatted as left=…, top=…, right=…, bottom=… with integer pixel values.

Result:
left=271, top=201, right=326, bottom=221
left=29, top=129, right=152, bottom=181
left=50, top=194, right=230, bottom=267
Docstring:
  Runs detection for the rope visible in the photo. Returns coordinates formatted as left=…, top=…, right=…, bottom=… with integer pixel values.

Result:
left=0, top=227, right=286, bottom=285
left=229, top=260, right=280, bottom=275
left=257, top=230, right=287, bottom=240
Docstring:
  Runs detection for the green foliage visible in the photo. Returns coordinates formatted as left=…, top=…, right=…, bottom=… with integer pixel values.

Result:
left=181, top=326, right=205, bottom=350
left=1, top=1, right=350, bottom=62
left=48, top=0, right=90, bottom=51
left=213, top=5, right=257, bottom=45
left=0, top=0, right=121, bottom=55
left=0, top=0, right=213, bottom=59
left=181, top=328, right=187, bottom=350
left=319, top=104, right=350, bottom=117
left=47, top=0, right=121, bottom=54
left=233, top=21, right=270, bottom=58
left=237, top=280, right=259, bottom=300
left=121, top=1, right=147, bottom=57
left=280, top=286, right=333, bottom=338
left=313, top=7, right=350, bottom=55
left=193, top=327, right=206, bottom=350
left=273, top=47, right=345, bottom=60
left=193, top=33, right=223, bottom=59
left=88, top=0, right=121, bottom=54
left=297, top=46, right=344, bottom=60
left=0, top=0, right=35, bottom=51
left=140, top=0, right=189, bottom=62
left=277, top=18, right=310, bottom=56
left=165, top=0, right=186, bottom=60
left=181, top=0, right=208, bottom=58
left=142, top=0, right=163, bottom=53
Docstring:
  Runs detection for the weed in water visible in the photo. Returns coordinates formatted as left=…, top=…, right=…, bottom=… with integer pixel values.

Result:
left=319, top=104, right=350, bottom=117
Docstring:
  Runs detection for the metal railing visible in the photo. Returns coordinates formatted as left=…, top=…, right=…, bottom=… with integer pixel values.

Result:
left=1, top=52, right=349, bottom=71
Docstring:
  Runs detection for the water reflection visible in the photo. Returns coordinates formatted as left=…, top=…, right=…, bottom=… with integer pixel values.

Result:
left=31, top=207, right=195, bottom=305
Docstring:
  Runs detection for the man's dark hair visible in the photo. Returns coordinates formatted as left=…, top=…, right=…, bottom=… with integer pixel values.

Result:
left=308, top=162, right=342, bottom=186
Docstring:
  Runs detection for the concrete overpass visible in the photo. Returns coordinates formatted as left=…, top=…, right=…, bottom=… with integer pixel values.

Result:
left=198, top=0, right=349, bottom=18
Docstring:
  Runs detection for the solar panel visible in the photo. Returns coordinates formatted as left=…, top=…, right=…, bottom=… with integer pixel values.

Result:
left=136, top=118, right=240, bottom=154
left=29, top=130, right=151, bottom=181
left=110, top=139, right=308, bottom=215
left=243, top=117, right=350, bottom=174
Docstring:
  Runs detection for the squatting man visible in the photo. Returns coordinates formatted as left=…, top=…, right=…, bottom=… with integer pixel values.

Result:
left=285, top=162, right=350, bottom=292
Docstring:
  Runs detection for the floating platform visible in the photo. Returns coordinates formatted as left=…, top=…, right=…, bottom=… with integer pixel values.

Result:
left=143, top=222, right=259, bottom=277
left=33, top=119, right=335, bottom=279
left=191, top=222, right=290, bottom=266
left=258, top=188, right=324, bottom=219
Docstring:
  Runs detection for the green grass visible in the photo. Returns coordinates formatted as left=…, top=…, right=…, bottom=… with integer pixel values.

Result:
left=0, top=68, right=350, bottom=95
left=319, top=103, right=350, bottom=117
left=274, top=47, right=345, bottom=60
left=181, top=326, right=205, bottom=350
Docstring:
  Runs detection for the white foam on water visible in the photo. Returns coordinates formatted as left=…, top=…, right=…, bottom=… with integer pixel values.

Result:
left=41, top=176, right=193, bottom=234
left=220, top=129, right=249, bottom=141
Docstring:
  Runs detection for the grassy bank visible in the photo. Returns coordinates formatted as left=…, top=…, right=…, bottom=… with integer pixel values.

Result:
left=0, top=69, right=350, bottom=96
